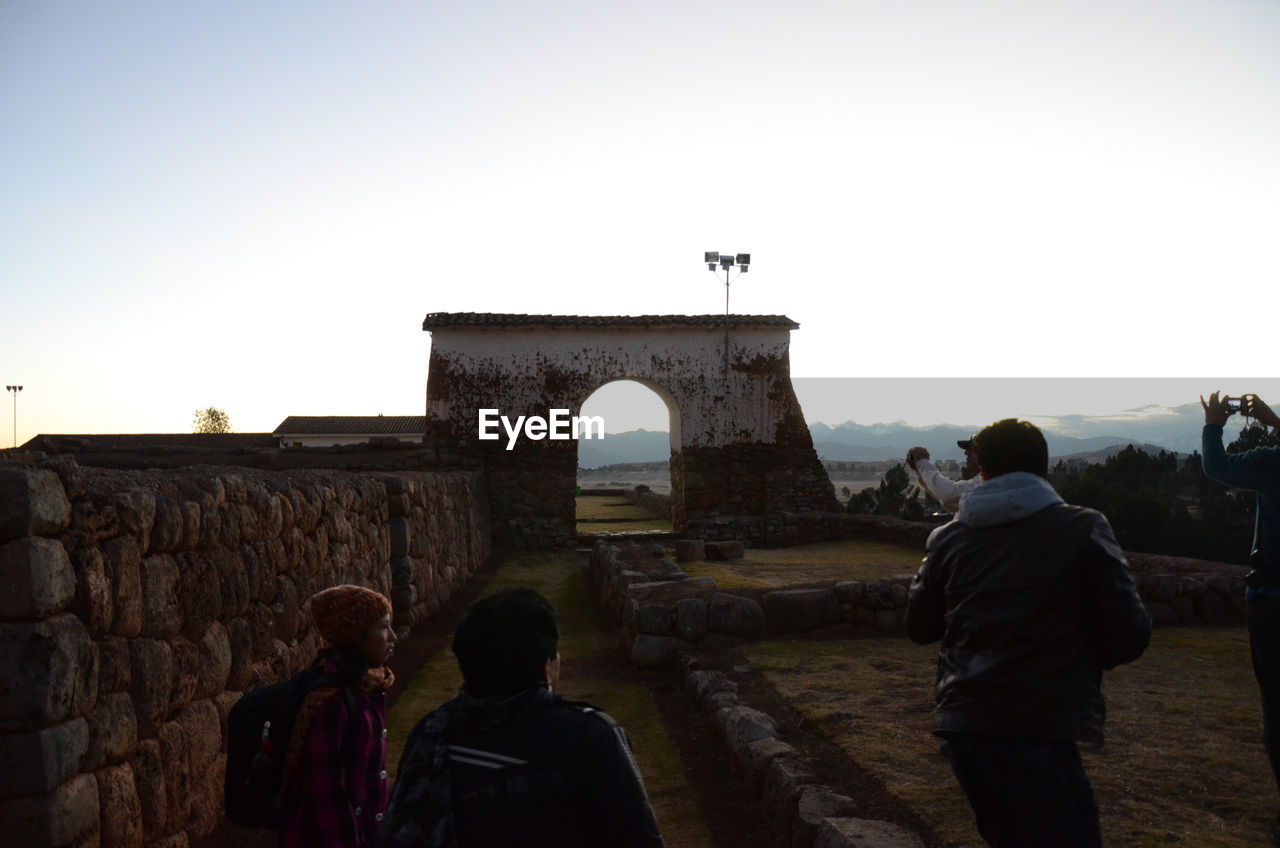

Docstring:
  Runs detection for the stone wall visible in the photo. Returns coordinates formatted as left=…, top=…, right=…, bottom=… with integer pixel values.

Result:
left=622, top=486, right=672, bottom=520
left=0, top=455, right=490, bottom=848
left=422, top=315, right=838, bottom=548
left=589, top=530, right=1250, bottom=668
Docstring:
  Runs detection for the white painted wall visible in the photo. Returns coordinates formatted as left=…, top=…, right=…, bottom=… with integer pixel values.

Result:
left=426, top=323, right=801, bottom=449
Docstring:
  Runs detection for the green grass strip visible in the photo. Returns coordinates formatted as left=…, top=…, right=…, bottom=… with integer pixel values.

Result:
left=386, top=550, right=713, bottom=846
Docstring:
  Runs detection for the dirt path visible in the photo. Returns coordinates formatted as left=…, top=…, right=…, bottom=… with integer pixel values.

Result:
left=196, top=552, right=794, bottom=848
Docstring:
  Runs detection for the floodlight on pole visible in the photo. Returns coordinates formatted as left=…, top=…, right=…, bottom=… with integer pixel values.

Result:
left=6, top=385, right=22, bottom=448
left=704, top=251, right=750, bottom=374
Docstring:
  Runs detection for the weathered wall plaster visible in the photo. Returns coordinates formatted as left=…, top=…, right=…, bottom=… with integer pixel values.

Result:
left=422, top=314, right=839, bottom=546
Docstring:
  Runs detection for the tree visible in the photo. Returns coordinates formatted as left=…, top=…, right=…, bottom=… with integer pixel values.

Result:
left=193, top=406, right=231, bottom=434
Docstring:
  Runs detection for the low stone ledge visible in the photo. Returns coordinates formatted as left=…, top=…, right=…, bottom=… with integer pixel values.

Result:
left=763, top=757, right=816, bottom=836
left=709, top=592, right=767, bottom=639
left=815, top=817, right=925, bottom=848
left=745, top=737, right=796, bottom=796
left=794, top=787, right=858, bottom=848
left=627, top=577, right=718, bottom=607
left=763, top=588, right=841, bottom=636
left=674, top=539, right=705, bottom=562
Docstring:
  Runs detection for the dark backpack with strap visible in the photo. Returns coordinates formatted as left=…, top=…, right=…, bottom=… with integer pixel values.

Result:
left=224, top=665, right=357, bottom=829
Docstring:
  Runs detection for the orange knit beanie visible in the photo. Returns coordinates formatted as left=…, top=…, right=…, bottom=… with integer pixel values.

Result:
left=310, top=585, right=391, bottom=647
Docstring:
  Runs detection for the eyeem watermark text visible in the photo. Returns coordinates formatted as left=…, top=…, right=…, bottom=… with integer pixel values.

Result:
left=478, top=409, right=605, bottom=450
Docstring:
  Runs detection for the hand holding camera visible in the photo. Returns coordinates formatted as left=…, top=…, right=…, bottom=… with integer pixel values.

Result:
left=1202, top=392, right=1280, bottom=430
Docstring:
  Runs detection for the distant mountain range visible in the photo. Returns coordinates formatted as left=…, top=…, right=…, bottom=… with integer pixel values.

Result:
left=577, top=403, right=1233, bottom=468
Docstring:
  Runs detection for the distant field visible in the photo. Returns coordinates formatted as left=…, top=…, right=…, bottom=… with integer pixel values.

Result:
left=750, top=627, right=1268, bottom=848
left=683, top=538, right=924, bottom=588
left=575, top=494, right=671, bottom=533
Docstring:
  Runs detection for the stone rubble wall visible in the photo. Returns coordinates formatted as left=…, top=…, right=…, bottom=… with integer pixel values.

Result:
left=587, top=540, right=924, bottom=847
left=676, top=657, right=925, bottom=848
left=0, top=456, right=490, bottom=848
left=589, top=529, right=1249, bottom=670
left=621, top=486, right=672, bottom=520
left=588, top=531, right=1248, bottom=848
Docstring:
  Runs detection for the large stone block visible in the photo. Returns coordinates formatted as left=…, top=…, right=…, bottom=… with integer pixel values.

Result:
left=196, top=622, right=232, bottom=700
left=129, top=737, right=166, bottom=841
left=0, top=772, right=99, bottom=848
left=721, top=705, right=778, bottom=762
left=815, top=817, right=925, bottom=848
left=138, top=554, right=181, bottom=639
left=708, top=592, right=767, bottom=639
left=97, top=635, right=131, bottom=695
left=794, top=787, right=857, bottom=848
left=176, top=700, right=223, bottom=778
left=176, top=552, right=220, bottom=642
left=113, top=488, right=156, bottom=554
left=103, top=535, right=143, bottom=638
left=675, top=598, right=708, bottom=642
left=128, top=638, right=174, bottom=738
left=763, top=589, right=841, bottom=636
left=213, top=547, right=250, bottom=620
left=73, top=545, right=114, bottom=636
left=97, top=762, right=144, bottom=848
left=157, top=718, right=193, bottom=833
left=0, top=467, right=71, bottom=543
left=705, top=540, right=746, bottom=561
left=674, top=539, right=705, bottom=563
left=0, top=717, right=88, bottom=797
left=83, top=692, right=137, bottom=772
left=168, top=636, right=200, bottom=714
left=763, top=757, right=815, bottom=836
left=627, top=576, right=717, bottom=607
left=0, top=537, right=75, bottom=621
left=0, top=614, right=98, bottom=731
left=745, top=738, right=795, bottom=797
left=635, top=605, right=672, bottom=636
left=149, top=496, right=184, bottom=553
left=630, top=634, right=684, bottom=669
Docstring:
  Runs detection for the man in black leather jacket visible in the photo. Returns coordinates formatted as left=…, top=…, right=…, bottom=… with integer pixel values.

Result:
left=905, top=418, right=1151, bottom=848
left=381, top=588, right=664, bottom=848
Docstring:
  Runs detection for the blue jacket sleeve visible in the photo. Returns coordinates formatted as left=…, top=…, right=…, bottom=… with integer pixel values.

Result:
left=1202, top=424, right=1280, bottom=491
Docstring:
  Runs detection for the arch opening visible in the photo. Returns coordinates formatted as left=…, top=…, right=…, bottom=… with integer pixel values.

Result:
left=575, top=379, right=678, bottom=535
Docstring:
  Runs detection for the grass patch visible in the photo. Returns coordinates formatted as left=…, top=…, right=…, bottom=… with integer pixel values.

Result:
left=386, top=550, right=712, bottom=846
left=576, top=495, right=656, bottom=521
left=683, top=538, right=924, bottom=589
left=749, top=628, right=1270, bottom=847
left=575, top=495, right=672, bottom=534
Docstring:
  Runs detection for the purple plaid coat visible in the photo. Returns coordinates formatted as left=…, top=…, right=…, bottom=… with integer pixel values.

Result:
left=279, top=671, right=389, bottom=848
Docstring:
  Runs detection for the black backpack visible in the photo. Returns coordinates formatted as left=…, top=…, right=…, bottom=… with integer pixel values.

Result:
left=224, top=665, right=357, bottom=829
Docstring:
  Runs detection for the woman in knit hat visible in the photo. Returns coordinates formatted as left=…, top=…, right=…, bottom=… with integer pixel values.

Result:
left=279, top=584, right=398, bottom=848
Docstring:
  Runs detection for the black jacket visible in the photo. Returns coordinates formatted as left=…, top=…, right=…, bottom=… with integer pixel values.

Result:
left=905, top=472, right=1151, bottom=744
left=382, top=684, right=664, bottom=848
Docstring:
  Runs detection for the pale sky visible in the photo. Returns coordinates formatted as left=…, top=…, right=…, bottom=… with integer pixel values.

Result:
left=2, top=1, right=1277, bottom=445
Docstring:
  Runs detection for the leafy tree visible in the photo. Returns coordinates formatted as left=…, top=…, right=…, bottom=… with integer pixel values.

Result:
left=845, top=462, right=932, bottom=520
left=193, top=406, right=231, bottom=434
left=1049, top=443, right=1253, bottom=563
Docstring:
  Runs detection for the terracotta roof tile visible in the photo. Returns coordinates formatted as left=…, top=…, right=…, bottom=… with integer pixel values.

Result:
left=421, top=312, right=798, bottom=330
left=272, top=416, right=426, bottom=436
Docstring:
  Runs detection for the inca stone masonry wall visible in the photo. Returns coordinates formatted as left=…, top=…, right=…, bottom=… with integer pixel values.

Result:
left=0, top=456, right=490, bottom=848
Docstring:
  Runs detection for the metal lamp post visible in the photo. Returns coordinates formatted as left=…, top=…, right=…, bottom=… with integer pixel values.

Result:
left=5, top=385, right=21, bottom=448
left=704, top=252, right=750, bottom=374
